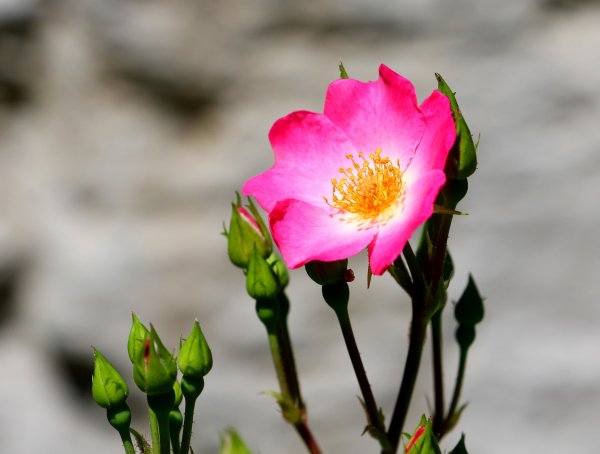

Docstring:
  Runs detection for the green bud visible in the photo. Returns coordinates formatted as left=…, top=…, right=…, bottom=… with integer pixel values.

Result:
left=305, top=259, right=349, bottom=285
left=404, top=416, right=441, bottom=454
left=220, top=428, right=253, bottom=454
left=441, top=178, right=469, bottom=208
left=454, top=275, right=484, bottom=326
left=449, top=434, right=469, bottom=454
left=128, top=312, right=150, bottom=363
left=178, top=319, right=213, bottom=378
left=226, top=194, right=272, bottom=269
left=267, top=253, right=289, bottom=289
left=132, top=325, right=177, bottom=396
left=455, top=324, right=476, bottom=350
left=92, top=348, right=129, bottom=409
left=172, top=380, right=183, bottom=407
left=435, top=73, right=477, bottom=180
left=246, top=246, right=280, bottom=300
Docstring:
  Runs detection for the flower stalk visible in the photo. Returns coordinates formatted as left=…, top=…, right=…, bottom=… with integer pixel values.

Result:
left=321, top=280, right=390, bottom=452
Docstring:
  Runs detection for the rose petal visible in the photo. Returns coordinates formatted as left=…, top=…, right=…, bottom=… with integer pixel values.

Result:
left=270, top=199, right=376, bottom=269
left=405, top=90, right=456, bottom=180
left=243, top=111, right=357, bottom=212
left=368, top=170, right=446, bottom=275
left=324, top=64, right=424, bottom=168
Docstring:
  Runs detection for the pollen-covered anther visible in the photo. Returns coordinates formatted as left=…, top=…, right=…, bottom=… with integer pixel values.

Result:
left=326, top=149, right=403, bottom=220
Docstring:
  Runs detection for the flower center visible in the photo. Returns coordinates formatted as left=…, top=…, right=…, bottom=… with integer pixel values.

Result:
left=325, top=149, right=404, bottom=221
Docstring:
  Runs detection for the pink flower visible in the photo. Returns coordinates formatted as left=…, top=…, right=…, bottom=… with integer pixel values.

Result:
left=243, top=65, right=456, bottom=275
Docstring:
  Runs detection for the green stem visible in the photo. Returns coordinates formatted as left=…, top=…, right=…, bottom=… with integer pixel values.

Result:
left=428, top=213, right=452, bottom=436
left=430, top=311, right=445, bottom=434
left=149, top=409, right=160, bottom=454
left=180, top=397, right=197, bottom=454
left=267, top=329, right=292, bottom=399
left=156, top=409, right=170, bottom=454
left=180, top=376, right=204, bottom=454
left=169, top=410, right=183, bottom=454
left=295, top=421, right=323, bottom=454
left=334, top=305, right=389, bottom=450
left=117, top=428, right=136, bottom=454
left=443, top=348, right=468, bottom=435
left=386, top=313, right=428, bottom=454
left=275, top=294, right=302, bottom=404
left=148, top=392, right=176, bottom=454
left=257, top=298, right=322, bottom=454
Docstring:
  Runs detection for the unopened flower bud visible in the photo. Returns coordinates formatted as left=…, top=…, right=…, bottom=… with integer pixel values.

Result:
left=132, top=325, right=177, bottom=396
left=246, top=247, right=280, bottom=300
left=92, top=348, right=129, bottom=409
left=226, top=194, right=272, bottom=268
left=267, top=253, right=289, bottom=289
left=128, top=312, right=150, bottom=363
left=178, top=319, right=213, bottom=378
left=305, top=259, right=349, bottom=285
left=435, top=74, right=477, bottom=180
left=405, top=416, right=441, bottom=454
left=454, top=275, right=484, bottom=326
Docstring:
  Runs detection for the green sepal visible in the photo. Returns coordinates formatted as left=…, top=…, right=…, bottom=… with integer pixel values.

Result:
left=404, top=416, right=442, bottom=454
left=339, top=62, right=349, bottom=79
left=178, top=319, right=213, bottom=378
left=305, top=259, right=348, bottom=285
left=442, top=251, right=454, bottom=288
left=454, top=275, right=484, bottom=326
left=91, top=347, right=129, bottom=409
left=130, top=427, right=152, bottom=454
left=445, top=403, right=468, bottom=434
left=441, top=178, right=469, bottom=208
left=127, top=312, right=150, bottom=364
left=449, top=434, right=469, bottom=454
left=264, top=390, right=302, bottom=425
left=246, top=246, right=281, bottom=300
left=219, top=428, right=253, bottom=454
left=226, top=194, right=272, bottom=269
left=172, top=380, right=183, bottom=407
left=267, top=253, right=289, bottom=290
left=435, top=74, right=477, bottom=180
left=132, top=325, right=178, bottom=396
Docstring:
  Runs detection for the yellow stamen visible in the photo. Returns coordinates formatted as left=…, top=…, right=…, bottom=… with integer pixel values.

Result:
left=325, top=149, right=404, bottom=222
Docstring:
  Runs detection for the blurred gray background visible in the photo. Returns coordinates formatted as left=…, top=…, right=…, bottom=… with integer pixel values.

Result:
left=1, top=0, right=599, bottom=452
